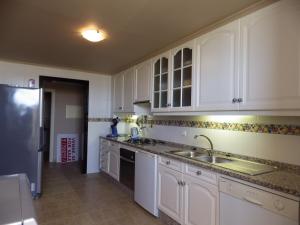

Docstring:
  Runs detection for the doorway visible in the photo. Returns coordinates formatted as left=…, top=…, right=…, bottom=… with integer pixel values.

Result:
left=43, top=92, right=52, bottom=162
left=39, top=76, right=89, bottom=174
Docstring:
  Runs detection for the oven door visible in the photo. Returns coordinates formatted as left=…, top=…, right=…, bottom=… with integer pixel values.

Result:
left=119, top=149, right=135, bottom=190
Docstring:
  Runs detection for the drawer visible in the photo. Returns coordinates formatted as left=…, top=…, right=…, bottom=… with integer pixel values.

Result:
left=185, top=164, right=217, bottom=185
left=159, top=156, right=183, bottom=172
left=110, top=141, right=119, bottom=149
left=101, top=139, right=110, bottom=147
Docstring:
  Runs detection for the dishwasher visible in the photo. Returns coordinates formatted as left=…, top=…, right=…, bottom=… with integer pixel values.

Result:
left=219, top=177, right=299, bottom=225
left=134, top=150, right=158, bottom=217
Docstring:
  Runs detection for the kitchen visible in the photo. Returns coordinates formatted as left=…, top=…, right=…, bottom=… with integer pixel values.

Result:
left=0, top=0, right=299, bottom=224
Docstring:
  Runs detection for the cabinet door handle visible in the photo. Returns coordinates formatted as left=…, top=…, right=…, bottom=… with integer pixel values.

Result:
left=166, top=160, right=171, bottom=165
left=167, top=103, right=171, bottom=107
left=178, top=180, right=182, bottom=186
left=182, top=181, right=186, bottom=186
left=238, top=98, right=243, bottom=103
left=196, top=171, right=202, bottom=176
left=232, top=98, right=237, bottom=103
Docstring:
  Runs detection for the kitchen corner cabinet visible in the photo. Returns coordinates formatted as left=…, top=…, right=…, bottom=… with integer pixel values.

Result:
left=195, top=21, right=239, bottom=111
left=239, top=0, right=300, bottom=110
left=134, top=60, right=151, bottom=102
left=113, top=68, right=134, bottom=113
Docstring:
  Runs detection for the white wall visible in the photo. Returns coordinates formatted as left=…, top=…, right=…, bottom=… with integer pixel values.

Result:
left=143, top=125, right=300, bottom=166
left=116, top=120, right=300, bottom=166
left=0, top=60, right=112, bottom=173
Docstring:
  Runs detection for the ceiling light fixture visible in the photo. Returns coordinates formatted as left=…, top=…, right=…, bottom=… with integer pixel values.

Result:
left=81, top=29, right=105, bottom=42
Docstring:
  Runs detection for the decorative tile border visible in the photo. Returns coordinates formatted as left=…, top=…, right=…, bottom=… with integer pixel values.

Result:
left=146, top=119, right=300, bottom=136
left=89, top=117, right=300, bottom=136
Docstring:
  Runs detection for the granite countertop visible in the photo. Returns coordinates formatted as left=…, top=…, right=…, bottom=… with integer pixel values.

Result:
left=101, top=136, right=300, bottom=198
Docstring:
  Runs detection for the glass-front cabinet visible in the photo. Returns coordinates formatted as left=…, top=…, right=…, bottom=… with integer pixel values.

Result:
left=171, top=41, right=194, bottom=110
left=152, top=53, right=170, bottom=111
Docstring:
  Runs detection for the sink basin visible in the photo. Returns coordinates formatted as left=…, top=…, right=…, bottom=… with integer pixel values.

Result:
left=169, top=150, right=204, bottom=158
left=196, top=155, right=233, bottom=164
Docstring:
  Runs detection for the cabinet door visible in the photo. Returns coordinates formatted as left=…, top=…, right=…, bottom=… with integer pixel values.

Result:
left=152, top=52, right=171, bottom=112
left=108, top=150, right=119, bottom=181
left=158, top=165, right=183, bottom=223
left=135, top=61, right=151, bottom=102
left=123, top=68, right=134, bottom=112
left=239, top=0, right=300, bottom=110
left=196, top=21, right=239, bottom=111
left=113, top=73, right=124, bottom=112
left=183, top=175, right=219, bottom=225
left=171, top=41, right=195, bottom=111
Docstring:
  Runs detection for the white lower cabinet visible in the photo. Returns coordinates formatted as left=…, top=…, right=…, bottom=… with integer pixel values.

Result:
left=183, top=174, right=219, bottom=225
left=108, top=149, right=120, bottom=181
left=158, top=158, right=219, bottom=225
left=158, top=165, right=183, bottom=222
left=100, top=139, right=120, bottom=181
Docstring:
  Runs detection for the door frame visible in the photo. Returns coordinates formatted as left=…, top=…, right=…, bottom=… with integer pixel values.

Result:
left=44, top=89, right=55, bottom=162
left=39, top=76, right=89, bottom=174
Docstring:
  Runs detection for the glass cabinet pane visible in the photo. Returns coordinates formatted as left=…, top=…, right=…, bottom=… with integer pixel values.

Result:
left=183, top=48, right=192, bottom=66
left=154, top=92, right=159, bottom=108
left=173, top=70, right=181, bottom=88
left=161, top=91, right=168, bottom=108
left=154, top=76, right=160, bottom=91
left=162, top=58, right=168, bottom=73
left=182, top=87, right=191, bottom=106
left=183, top=67, right=192, bottom=86
left=161, top=74, right=168, bottom=90
left=173, top=89, right=181, bottom=107
left=174, top=50, right=182, bottom=69
left=154, top=59, right=160, bottom=75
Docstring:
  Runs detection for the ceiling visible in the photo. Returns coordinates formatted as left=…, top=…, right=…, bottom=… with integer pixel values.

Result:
left=0, top=0, right=262, bottom=75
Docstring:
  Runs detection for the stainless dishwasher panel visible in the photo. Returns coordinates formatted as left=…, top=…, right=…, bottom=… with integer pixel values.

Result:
left=219, top=177, right=299, bottom=225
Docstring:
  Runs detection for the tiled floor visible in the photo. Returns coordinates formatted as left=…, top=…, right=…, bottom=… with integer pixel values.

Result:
left=34, top=163, right=163, bottom=225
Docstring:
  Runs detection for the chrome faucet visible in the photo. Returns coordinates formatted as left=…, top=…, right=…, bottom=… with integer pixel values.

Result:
left=194, top=134, right=214, bottom=156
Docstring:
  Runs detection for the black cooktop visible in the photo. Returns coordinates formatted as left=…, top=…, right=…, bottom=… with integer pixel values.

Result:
left=124, top=138, right=165, bottom=146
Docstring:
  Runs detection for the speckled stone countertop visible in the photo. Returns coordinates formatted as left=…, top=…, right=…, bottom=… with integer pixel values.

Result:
left=101, top=136, right=300, bottom=198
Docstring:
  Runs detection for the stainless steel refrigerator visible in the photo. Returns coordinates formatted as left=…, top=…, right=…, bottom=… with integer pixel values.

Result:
left=0, top=84, right=43, bottom=197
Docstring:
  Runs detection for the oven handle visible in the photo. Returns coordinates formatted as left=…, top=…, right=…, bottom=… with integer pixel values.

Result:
left=120, top=156, right=135, bottom=164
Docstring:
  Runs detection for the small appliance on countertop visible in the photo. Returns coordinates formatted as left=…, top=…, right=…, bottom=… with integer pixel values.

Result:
left=130, top=127, right=139, bottom=140
left=106, top=116, right=120, bottom=138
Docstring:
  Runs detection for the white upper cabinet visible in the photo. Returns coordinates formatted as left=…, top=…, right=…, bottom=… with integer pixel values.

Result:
left=113, top=68, right=134, bottom=113
left=151, top=51, right=171, bottom=112
left=171, top=41, right=195, bottom=111
left=134, top=60, right=151, bottom=102
left=123, top=68, right=135, bottom=112
left=195, top=21, right=239, bottom=111
left=113, top=72, right=124, bottom=112
left=239, top=0, right=300, bottom=110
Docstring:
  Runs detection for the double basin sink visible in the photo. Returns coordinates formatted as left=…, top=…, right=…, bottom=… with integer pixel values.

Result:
left=168, top=150, right=276, bottom=176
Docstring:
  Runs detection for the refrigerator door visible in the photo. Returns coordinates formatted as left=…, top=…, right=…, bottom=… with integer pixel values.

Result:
left=0, top=85, right=42, bottom=195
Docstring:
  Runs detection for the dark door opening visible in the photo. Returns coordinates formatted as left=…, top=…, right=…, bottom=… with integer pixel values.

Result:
left=39, top=76, right=89, bottom=174
left=43, top=92, right=52, bottom=162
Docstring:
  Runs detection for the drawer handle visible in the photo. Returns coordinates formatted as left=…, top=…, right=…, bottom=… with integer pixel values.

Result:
left=196, top=171, right=202, bottom=176
left=166, top=160, right=171, bottom=165
left=243, top=197, right=263, bottom=207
